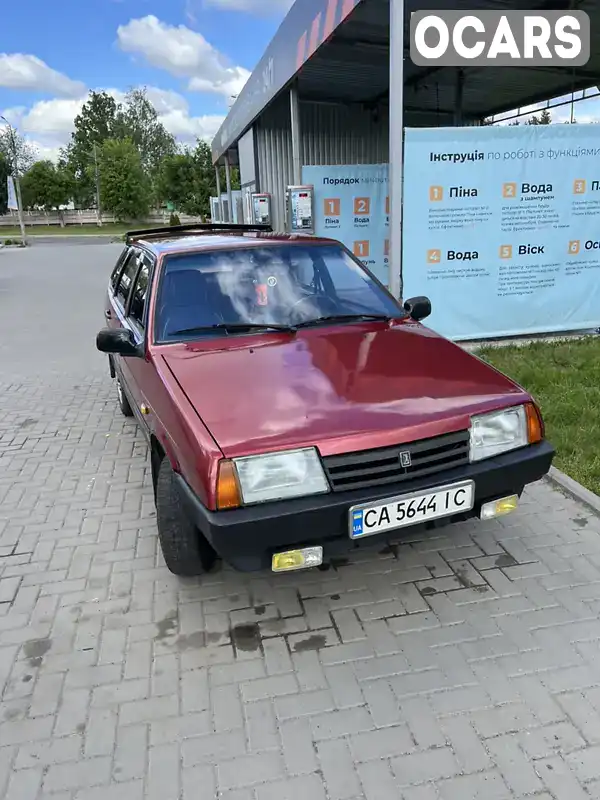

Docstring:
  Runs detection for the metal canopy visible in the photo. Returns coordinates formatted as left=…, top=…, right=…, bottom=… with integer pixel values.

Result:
left=212, top=0, right=600, bottom=163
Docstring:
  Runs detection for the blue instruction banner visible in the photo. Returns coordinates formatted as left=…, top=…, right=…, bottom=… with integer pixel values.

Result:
left=302, top=164, right=390, bottom=285
left=402, top=124, right=600, bottom=340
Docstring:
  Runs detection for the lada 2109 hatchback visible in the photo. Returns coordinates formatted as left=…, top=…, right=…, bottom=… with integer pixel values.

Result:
left=96, top=223, right=555, bottom=578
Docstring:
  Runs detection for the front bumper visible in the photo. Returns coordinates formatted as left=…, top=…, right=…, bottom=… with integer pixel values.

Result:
left=175, top=440, right=555, bottom=572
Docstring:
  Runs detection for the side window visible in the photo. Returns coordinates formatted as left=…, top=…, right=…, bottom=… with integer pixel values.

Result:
left=115, top=252, right=139, bottom=308
left=110, top=249, right=128, bottom=293
left=129, top=257, right=152, bottom=330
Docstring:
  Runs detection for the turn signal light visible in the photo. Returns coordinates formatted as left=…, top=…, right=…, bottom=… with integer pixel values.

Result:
left=216, top=460, right=242, bottom=510
left=272, top=547, right=323, bottom=573
left=525, top=402, right=544, bottom=444
left=480, top=494, right=519, bottom=520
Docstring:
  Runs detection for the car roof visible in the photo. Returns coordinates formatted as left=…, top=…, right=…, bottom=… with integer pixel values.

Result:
left=134, top=232, right=342, bottom=257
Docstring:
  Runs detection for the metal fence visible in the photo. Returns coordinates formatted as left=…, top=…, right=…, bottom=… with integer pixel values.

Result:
left=0, top=210, right=206, bottom=227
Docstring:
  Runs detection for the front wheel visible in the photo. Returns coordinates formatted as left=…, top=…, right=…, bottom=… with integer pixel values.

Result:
left=116, top=376, right=134, bottom=417
left=155, top=458, right=217, bottom=577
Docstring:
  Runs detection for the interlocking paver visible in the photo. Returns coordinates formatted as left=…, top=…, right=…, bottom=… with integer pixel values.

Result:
left=2, top=244, right=600, bottom=798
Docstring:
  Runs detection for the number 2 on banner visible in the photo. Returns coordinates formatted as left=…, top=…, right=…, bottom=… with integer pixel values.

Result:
left=354, top=197, right=370, bottom=215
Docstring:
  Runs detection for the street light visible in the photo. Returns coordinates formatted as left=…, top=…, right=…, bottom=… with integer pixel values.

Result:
left=0, top=115, right=27, bottom=245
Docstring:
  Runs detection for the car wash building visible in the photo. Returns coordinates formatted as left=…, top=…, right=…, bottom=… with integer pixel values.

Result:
left=211, top=0, right=600, bottom=342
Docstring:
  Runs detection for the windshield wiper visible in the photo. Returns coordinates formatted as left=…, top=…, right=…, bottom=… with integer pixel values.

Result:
left=171, top=322, right=297, bottom=336
left=295, top=314, right=392, bottom=329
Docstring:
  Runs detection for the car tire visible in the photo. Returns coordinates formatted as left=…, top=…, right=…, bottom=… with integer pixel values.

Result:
left=156, top=457, right=217, bottom=577
left=116, top=376, right=134, bottom=417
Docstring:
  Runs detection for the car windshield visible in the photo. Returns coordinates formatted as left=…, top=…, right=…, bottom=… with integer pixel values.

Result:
left=155, top=242, right=404, bottom=342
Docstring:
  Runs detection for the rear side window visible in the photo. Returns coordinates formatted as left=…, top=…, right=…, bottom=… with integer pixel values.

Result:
left=115, top=252, right=140, bottom=308
left=129, top=257, right=152, bottom=331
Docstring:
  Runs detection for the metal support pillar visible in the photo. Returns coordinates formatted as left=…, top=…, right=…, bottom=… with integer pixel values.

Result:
left=388, top=0, right=405, bottom=299
left=290, top=84, right=302, bottom=185
left=225, top=154, right=233, bottom=223
left=215, top=165, right=223, bottom=222
left=454, top=69, right=464, bottom=126
left=93, top=142, right=102, bottom=227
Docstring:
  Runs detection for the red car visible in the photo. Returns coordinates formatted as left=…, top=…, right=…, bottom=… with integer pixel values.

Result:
left=97, top=224, right=554, bottom=578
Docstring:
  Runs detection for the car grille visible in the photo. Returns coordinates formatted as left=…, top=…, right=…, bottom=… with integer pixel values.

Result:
left=322, top=430, right=470, bottom=493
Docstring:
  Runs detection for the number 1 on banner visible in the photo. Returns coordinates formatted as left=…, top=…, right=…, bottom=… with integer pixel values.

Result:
left=324, top=198, right=340, bottom=216
left=354, top=241, right=370, bottom=258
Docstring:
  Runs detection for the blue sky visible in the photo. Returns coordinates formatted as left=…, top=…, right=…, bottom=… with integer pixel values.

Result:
left=0, top=0, right=292, bottom=160
left=2, top=0, right=600, bottom=161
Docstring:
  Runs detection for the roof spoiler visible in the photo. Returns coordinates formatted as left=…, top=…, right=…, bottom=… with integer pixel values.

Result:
left=125, top=222, right=273, bottom=244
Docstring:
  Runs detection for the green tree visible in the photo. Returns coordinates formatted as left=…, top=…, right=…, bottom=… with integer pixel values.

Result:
left=158, top=151, right=201, bottom=215
left=117, top=88, right=177, bottom=177
left=0, top=152, right=9, bottom=214
left=98, top=138, right=150, bottom=221
left=63, top=91, right=121, bottom=207
left=21, top=160, right=72, bottom=211
left=191, top=139, right=240, bottom=218
left=0, top=125, right=37, bottom=175
left=157, top=139, right=240, bottom=219
left=527, top=109, right=551, bottom=125
left=194, top=139, right=240, bottom=194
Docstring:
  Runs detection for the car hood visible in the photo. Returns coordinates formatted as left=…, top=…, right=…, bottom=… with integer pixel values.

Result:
left=160, top=320, right=529, bottom=458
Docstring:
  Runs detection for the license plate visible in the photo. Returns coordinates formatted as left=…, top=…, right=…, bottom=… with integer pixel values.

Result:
left=349, top=480, right=475, bottom=539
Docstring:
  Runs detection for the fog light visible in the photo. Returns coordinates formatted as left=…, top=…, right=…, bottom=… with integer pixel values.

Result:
left=272, top=547, right=323, bottom=573
left=480, top=495, right=519, bottom=520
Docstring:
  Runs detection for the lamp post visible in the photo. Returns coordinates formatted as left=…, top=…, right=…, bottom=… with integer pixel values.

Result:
left=0, top=115, right=27, bottom=245
left=92, top=142, right=102, bottom=227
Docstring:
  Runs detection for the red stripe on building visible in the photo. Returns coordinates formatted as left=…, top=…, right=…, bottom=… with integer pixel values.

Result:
left=308, top=12, right=323, bottom=58
left=341, top=0, right=357, bottom=21
left=323, top=0, right=339, bottom=41
left=296, top=30, right=308, bottom=70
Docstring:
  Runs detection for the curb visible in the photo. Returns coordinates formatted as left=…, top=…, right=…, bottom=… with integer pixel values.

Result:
left=545, top=466, right=600, bottom=516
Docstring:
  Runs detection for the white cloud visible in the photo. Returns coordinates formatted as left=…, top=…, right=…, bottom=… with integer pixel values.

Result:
left=200, top=0, right=293, bottom=14
left=117, top=15, right=250, bottom=100
left=1, top=87, right=224, bottom=165
left=0, top=53, right=85, bottom=97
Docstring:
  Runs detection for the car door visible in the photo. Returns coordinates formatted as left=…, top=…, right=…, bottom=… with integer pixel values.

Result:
left=122, top=250, right=156, bottom=434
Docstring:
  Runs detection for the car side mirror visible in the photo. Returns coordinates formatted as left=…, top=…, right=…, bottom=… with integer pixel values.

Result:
left=96, top=327, right=143, bottom=358
left=403, top=296, right=432, bottom=322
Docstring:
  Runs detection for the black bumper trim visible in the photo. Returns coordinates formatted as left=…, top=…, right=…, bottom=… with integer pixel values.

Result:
left=175, top=440, right=555, bottom=572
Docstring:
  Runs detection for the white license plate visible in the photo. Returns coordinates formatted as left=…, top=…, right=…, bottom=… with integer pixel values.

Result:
left=349, top=480, right=475, bottom=539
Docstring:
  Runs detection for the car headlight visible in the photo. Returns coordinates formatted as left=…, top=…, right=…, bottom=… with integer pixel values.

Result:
left=470, top=405, right=529, bottom=462
left=233, top=447, right=330, bottom=505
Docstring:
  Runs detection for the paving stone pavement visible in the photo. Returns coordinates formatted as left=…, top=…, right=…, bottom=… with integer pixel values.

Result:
left=2, top=245, right=600, bottom=799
